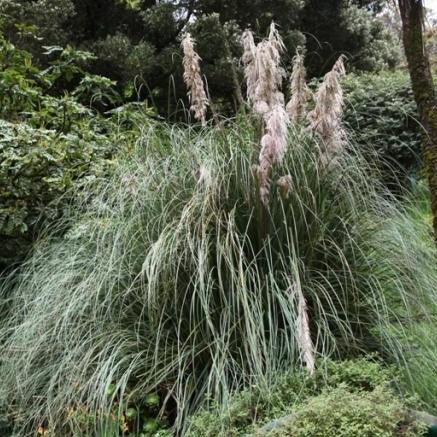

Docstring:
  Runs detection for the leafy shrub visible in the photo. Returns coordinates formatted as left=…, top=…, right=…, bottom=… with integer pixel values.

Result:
left=187, top=357, right=424, bottom=436
left=0, top=31, right=149, bottom=271
left=0, top=31, right=42, bottom=120
left=266, top=386, right=423, bottom=437
left=343, top=72, right=422, bottom=189
left=0, top=0, right=75, bottom=54
left=0, top=117, right=436, bottom=435
left=339, top=4, right=400, bottom=72
left=302, top=2, right=401, bottom=77
left=91, top=32, right=156, bottom=89
left=0, top=119, right=117, bottom=270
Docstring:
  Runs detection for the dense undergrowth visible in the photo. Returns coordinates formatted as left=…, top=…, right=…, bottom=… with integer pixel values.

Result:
left=343, top=71, right=422, bottom=190
left=0, top=115, right=436, bottom=436
left=0, top=29, right=154, bottom=271
left=187, top=357, right=426, bottom=436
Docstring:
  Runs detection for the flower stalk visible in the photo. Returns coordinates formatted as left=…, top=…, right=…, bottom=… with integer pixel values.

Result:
left=307, top=55, right=346, bottom=167
left=286, top=50, right=308, bottom=123
left=181, top=33, right=209, bottom=124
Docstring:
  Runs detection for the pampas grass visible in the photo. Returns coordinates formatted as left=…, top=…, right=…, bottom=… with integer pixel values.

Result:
left=0, top=116, right=436, bottom=435
left=0, top=23, right=436, bottom=437
left=181, top=33, right=209, bottom=124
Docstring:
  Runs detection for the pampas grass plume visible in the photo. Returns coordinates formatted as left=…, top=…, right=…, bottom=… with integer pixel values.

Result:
left=291, top=281, right=316, bottom=376
left=182, top=33, right=209, bottom=124
left=241, top=29, right=257, bottom=105
left=307, top=55, right=346, bottom=165
left=286, top=51, right=308, bottom=123
left=253, top=23, right=286, bottom=116
left=242, top=23, right=289, bottom=205
left=258, top=104, right=289, bottom=205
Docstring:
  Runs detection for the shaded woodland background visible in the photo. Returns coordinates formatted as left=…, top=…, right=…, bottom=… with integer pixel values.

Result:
left=1, top=0, right=402, bottom=116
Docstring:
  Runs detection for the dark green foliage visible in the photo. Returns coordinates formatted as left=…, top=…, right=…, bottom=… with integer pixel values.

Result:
left=90, top=33, right=156, bottom=90
left=299, top=0, right=400, bottom=76
left=196, top=0, right=303, bottom=33
left=0, top=119, right=116, bottom=270
left=1, top=0, right=402, bottom=116
left=0, top=0, right=76, bottom=58
left=343, top=72, right=422, bottom=189
left=0, top=32, right=150, bottom=271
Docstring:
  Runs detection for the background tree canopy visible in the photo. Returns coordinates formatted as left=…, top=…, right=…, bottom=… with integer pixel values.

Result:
left=0, top=0, right=400, bottom=116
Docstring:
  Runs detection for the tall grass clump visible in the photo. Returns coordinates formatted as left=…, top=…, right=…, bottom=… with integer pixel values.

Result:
left=0, top=113, right=436, bottom=435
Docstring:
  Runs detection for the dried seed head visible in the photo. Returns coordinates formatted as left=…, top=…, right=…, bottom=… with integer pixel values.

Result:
left=258, top=104, right=289, bottom=205
left=264, top=104, right=288, bottom=163
left=242, top=22, right=286, bottom=116
left=307, top=55, right=346, bottom=165
left=257, top=132, right=275, bottom=204
left=267, top=22, right=285, bottom=67
left=286, top=51, right=308, bottom=123
left=242, top=23, right=290, bottom=206
left=289, top=281, right=315, bottom=376
left=253, top=23, right=286, bottom=116
left=181, top=33, right=209, bottom=124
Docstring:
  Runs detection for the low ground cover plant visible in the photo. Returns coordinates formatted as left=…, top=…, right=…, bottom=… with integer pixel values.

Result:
left=187, top=357, right=426, bottom=436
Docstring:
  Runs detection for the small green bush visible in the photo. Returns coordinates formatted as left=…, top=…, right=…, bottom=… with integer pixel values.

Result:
left=266, top=385, right=423, bottom=437
left=0, top=31, right=153, bottom=271
left=187, top=357, right=424, bottom=436
left=184, top=359, right=402, bottom=437
left=0, top=119, right=117, bottom=270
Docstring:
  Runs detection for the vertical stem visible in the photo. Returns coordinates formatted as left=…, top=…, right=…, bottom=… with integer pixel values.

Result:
left=399, top=0, right=437, bottom=239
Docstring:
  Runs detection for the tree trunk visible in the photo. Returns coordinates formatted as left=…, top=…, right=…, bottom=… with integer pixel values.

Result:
left=398, top=0, right=437, bottom=238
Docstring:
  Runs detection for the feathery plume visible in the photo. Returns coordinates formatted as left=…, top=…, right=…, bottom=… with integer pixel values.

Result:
left=181, top=33, right=209, bottom=124
left=257, top=104, right=289, bottom=205
left=241, top=23, right=289, bottom=205
left=267, top=21, right=284, bottom=65
left=241, top=23, right=285, bottom=115
left=253, top=23, right=286, bottom=115
left=290, top=281, right=315, bottom=376
left=307, top=55, right=346, bottom=166
left=286, top=51, right=308, bottom=123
